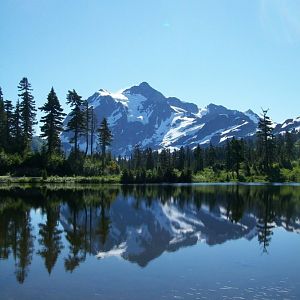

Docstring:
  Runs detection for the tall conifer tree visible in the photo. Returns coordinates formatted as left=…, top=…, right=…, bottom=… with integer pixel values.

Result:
left=65, top=90, right=85, bottom=157
left=18, top=77, right=37, bottom=151
left=98, top=118, right=113, bottom=171
left=13, top=100, right=22, bottom=153
left=257, top=109, right=274, bottom=171
left=0, top=87, right=6, bottom=150
left=4, top=100, right=14, bottom=149
left=40, top=87, right=66, bottom=154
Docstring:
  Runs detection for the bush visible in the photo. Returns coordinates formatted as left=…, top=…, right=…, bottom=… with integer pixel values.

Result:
left=0, top=150, right=12, bottom=175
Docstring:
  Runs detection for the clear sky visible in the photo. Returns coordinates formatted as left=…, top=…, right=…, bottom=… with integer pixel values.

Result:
left=1, top=0, right=300, bottom=131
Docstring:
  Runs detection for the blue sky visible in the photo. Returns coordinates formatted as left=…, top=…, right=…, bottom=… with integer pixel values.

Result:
left=1, top=0, right=300, bottom=130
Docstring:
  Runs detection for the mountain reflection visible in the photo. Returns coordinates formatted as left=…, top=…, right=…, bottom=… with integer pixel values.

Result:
left=0, top=184, right=300, bottom=283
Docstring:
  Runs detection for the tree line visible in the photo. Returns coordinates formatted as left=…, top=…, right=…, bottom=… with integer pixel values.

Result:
left=0, top=78, right=114, bottom=177
left=0, top=77, right=300, bottom=182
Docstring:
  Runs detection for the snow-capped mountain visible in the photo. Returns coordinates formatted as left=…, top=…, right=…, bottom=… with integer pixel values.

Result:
left=274, top=116, right=300, bottom=135
left=60, top=82, right=298, bottom=155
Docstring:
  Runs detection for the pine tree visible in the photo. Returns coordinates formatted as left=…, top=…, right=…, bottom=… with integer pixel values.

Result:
left=40, top=87, right=66, bottom=155
left=133, top=144, right=142, bottom=170
left=230, top=138, right=244, bottom=178
left=193, top=144, right=204, bottom=173
left=285, top=131, right=295, bottom=164
left=256, top=109, right=274, bottom=171
left=145, top=148, right=154, bottom=170
left=4, top=100, right=14, bottom=150
left=12, top=100, right=23, bottom=153
left=225, top=139, right=233, bottom=173
left=207, top=143, right=216, bottom=167
left=90, top=106, right=97, bottom=156
left=0, top=87, right=6, bottom=150
left=83, top=100, right=91, bottom=156
left=178, top=146, right=185, bottom=171
left=98, top=118, right=113, bottom=171
left=65, top=90, right=85, bottom=157
left=18, top=78, right=37, bottom=151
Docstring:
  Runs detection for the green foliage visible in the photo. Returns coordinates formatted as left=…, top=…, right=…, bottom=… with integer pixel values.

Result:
left=65, top=90, right=85, bottom=156
left=0, top=87, right=6, bottom=150
left=0, top=150, right=12, bottom=175
left=256, top=109, right=275, bottom=171
left=82, top=157, right=102, bottom=176
left=40, top=88, right=66, bottom=154
left=18, top=77, right=37, bottom=151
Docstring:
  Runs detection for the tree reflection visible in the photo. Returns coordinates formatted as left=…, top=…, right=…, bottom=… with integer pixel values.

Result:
left=0, top=184, right=300, bottom=281
left=96, top=190, right=111, bottom=246
left=37, top=204, right=63, bottom=274
left=64, top=197, right=86, bottom=273
left=256, top=190, right=276, bottom=253
left=14, top=209, right=35, bottom=283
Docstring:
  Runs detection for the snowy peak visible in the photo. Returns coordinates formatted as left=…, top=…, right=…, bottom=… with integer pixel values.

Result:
left=124, top=81, right=164, bottom=101
left=244, top=109, right=259, bottom=124
left=274, top=115, right=300, bottom=134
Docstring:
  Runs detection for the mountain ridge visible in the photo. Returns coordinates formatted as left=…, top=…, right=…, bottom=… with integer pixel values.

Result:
left=60, top=82, right=299, bottom=156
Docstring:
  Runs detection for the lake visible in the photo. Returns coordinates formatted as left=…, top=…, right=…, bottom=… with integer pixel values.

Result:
left=0, top=184, right=300, bottom=299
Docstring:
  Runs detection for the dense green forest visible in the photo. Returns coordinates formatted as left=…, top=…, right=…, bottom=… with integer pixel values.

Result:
left=1, top=78, right=300, bottom=183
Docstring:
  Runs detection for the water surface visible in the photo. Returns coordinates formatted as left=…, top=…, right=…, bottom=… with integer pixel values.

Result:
left=0, top=184, right=300, bottom=299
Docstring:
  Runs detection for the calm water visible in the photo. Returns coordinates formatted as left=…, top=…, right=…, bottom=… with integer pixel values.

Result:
left=0, top=184, right=300, bottom=300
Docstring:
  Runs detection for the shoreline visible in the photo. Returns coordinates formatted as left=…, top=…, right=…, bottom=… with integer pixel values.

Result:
left=1, top=175, right=299, bottom=185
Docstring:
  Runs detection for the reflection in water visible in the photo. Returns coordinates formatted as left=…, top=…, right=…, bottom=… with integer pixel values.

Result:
left=37, top=204, right=63, bottom=274
left=0, top=184, right=300, bottom=284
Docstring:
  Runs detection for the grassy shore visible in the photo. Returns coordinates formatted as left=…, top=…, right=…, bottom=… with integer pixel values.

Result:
left=1, top=165, right=300, bottom=185
left=0, top=175, right=121, bottom=184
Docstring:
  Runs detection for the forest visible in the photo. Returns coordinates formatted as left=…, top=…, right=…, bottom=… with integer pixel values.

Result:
left=1, top=77, right=300, bottom=183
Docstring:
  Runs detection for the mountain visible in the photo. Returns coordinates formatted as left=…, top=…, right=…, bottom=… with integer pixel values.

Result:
left=60, top=82, right=298, bottom=156
left=273, top=116, right=300, bottom=135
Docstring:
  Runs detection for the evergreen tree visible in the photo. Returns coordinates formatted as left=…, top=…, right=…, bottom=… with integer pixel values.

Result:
left=133, top=144, right=142, bottom=170
left=0, top=87, right=6, bottom=150
left=83, top=100, right=91, bottom=156
left=90, top=106, right=97, bottom=156
left=285, top=131, right=295, bottom=164
left=145, top=148, right=154, bottom=170
left=193, top=144, right=204, bottom=173
left=40, top=87, right=66, bottom=155
left=224, top=140, right=230, bottom=171
left=12, top=100, right=23, bottom=153
left=98, top=118, right=113, bottom=171
left=230, top=138, right=244, bottom=178
left=207, top=143, right=216, bottom=167
left=4, top=100, right=14, bottom=150
left=160, top=148, right=169, bottom=170
left=256, top=109, right=274, bottom=171
left=18, top=77, right=37, bottom=151
left=178, top=146, right=185, bottom=171
left=65, top=90, right=85, bottom=157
